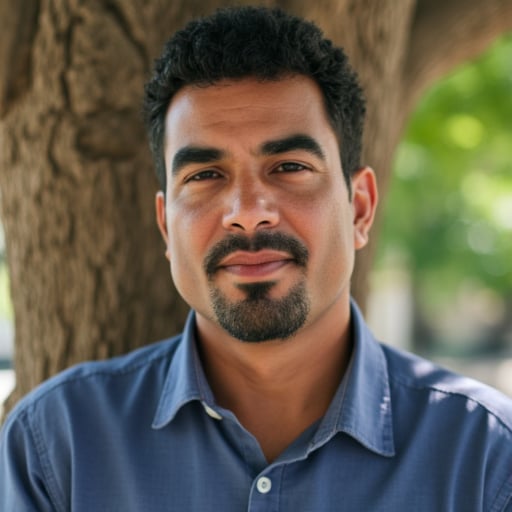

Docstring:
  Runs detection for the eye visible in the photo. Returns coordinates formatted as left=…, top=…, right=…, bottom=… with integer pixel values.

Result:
left=273, top=162, right=310, bottom=173
left=184, top=169, right=222, bottom=183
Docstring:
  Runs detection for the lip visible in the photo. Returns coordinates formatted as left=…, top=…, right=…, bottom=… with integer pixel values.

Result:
left=217, top=250, right=294, bottom=278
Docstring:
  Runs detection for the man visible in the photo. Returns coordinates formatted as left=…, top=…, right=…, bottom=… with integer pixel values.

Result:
left=1, top=6, right=512, bottom=511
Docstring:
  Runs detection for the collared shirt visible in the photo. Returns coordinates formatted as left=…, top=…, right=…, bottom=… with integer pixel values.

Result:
left=1, top=303, right=512, bottom=511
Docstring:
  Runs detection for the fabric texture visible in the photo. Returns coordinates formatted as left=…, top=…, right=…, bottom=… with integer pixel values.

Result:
left=1, top=302, right=512, bottom=511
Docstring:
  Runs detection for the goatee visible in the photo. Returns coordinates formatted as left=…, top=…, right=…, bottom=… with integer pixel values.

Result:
left=210, top=280, right=310, bottom=342
left=204, top=232, right=310, bottom=342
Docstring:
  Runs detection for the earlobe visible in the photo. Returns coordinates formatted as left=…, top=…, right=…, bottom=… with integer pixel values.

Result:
left=155, top=192, right=171, bottom=260
left=351, top=166, right=378, bottom=250
left=354, top=229, right=368, bottom=247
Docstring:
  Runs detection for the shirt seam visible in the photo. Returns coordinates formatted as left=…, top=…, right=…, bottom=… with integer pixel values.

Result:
left=388, top=371, right=512, bottom=436
left=489, top=472, right=512, bottom=511
left=18, top=341, right=179, bottom=411
left=23, top=408, right=65, bottom=512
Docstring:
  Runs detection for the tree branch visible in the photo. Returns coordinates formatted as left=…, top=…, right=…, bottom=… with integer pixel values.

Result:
left=404, top=0, right=512, bottom=113
left=0, top=0, right=40, bottom=118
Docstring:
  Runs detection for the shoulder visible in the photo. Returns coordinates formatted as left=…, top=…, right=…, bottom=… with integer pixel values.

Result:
left=4, top=334, right=183, bottom=425
left=381, top=342, right=512, bottom=433
left=378, top=343, right=512, bottom=509
left=0, top=335, right=186, bottom=511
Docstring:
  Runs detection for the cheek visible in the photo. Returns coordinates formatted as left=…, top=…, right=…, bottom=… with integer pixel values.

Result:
left=166, top=205, right=218, bottom=293
left=167, top=199, right=215, bottom=255
left=307, top=199, right=355, bottom=285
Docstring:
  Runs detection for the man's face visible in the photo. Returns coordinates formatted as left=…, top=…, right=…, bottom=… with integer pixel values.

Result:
left=156, top=76, right=376, bottom=342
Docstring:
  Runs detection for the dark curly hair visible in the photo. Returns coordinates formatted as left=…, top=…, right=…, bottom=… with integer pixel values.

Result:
left=143, top=6, right=366, bottom=192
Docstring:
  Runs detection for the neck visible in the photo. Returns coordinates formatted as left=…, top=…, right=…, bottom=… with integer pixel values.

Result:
left=195, top=296, right=353, bottom=462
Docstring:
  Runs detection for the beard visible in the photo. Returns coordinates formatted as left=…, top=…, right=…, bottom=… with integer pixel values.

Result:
left=204, top=232, right=311, bottom=342
left=209, top=279, right=310, bottom=342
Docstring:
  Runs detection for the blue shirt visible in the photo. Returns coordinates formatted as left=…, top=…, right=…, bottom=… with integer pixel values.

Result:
left=2, top=303, right=512, bottom=511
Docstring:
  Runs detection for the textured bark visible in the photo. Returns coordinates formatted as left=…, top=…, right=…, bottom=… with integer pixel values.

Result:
left=0, top=0, right=510, bottom=412
left=0, top=0, right=40, bottom=117
left=0, top=0, right=200, bottom=408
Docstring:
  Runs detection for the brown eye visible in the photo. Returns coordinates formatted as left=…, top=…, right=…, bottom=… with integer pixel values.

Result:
left=185, top=170, right=221, bottom=183
left=274, top=162, right=309, bottom=173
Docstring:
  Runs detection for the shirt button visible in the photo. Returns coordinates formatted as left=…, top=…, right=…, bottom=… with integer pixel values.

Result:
left=256, top=476, right=272, bottom=494
left=201, top=402, right=222, bottom=420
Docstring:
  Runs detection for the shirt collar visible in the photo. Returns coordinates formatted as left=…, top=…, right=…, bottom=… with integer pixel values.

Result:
left=152, top=311, right=212, bottom=429
left=152, top=302, right=396, bottom=458
left=311, top=300, right=395, bottom=457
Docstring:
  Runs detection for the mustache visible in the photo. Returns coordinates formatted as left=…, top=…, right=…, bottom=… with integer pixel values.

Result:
left=203, top=232, right=309, bottom=278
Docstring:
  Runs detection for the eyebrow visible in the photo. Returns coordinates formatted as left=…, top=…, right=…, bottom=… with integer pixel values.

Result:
left=172, top=146, right=225, bottom=176
left=260, top=134, right=326, bottom=160
left=171, top=134, right=325, bottom=176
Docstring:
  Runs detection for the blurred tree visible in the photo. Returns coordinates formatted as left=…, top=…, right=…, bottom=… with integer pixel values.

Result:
left=379, top=34, right=512, bottom=350
left=0, top=0, right=511, bottom=411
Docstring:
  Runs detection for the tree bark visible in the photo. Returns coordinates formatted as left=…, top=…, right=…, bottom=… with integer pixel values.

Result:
left=0, top=0, right=199, bottom=408
left=0, top=0, right=511, bottom=412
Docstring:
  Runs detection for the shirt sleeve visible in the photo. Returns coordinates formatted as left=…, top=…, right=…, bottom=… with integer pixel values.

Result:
left=0, top=409, right=59, bottom=511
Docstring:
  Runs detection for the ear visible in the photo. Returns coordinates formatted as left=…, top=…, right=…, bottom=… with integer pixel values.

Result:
left=351, top=166, right=378, bottom=250
left=155, top=191, right=171, bottom=260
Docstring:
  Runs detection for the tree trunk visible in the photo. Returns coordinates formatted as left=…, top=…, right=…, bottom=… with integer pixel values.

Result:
left=0, top=0, right=200, bottom=408
left=1, top=0, right=511, bottom=412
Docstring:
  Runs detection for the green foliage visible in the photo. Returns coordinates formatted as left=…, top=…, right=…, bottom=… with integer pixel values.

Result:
left=379, top=34, right=512, bottom=306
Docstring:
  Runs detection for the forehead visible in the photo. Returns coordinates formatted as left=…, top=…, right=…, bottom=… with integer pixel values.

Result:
left=163, top=76, right=336, bottom=154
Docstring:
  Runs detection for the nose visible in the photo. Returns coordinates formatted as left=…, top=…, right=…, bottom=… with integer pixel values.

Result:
left=221, top=180, right=279, bottom=234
